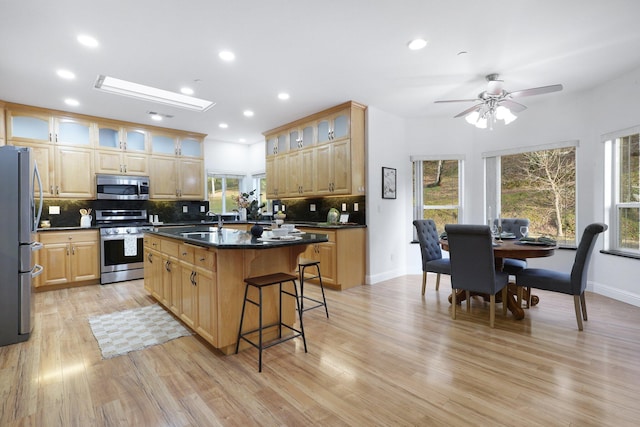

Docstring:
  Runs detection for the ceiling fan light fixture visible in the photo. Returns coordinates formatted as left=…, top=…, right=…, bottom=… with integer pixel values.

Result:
left=465, top=110, right=480, bottom=125
left=496, top=106, right=517, bottom=125
left=475, top=116, right=488, bottom=129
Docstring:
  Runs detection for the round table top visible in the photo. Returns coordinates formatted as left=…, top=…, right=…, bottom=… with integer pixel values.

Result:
left=440, top=238, right=557, bottom=259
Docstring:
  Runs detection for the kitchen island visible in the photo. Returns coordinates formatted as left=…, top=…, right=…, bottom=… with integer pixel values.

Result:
left=143, top=226, right=328, bottom=354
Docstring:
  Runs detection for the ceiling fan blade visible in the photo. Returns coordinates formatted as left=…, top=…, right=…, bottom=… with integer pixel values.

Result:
left=434, top=98, right=479, bottom=104
left=509, top=84, right=563, bottom=98
left=453, top=104, right=483, bottom=118
left=499, top=99, right=528, bottom=113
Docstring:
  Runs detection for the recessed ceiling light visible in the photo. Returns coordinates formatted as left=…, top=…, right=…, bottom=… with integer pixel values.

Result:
left=239, top=138, right=246, bottom=143
left=219, top=50, right=235, bottom=61
left=407, top=38, right=428, bottom=50
left=64, top=98, right=79, bottom=107
left=57, top=69, right=75, bottom=80
left=94, top=75, right=215, bottom=112
left=180, top=87, right=194, bottom=95
left=77, top=34, right=99, bottom=48
left=243, top=110, right=254, bottom=117
left=219, top=123, right=228, bottom=129
left=278, top=92, right=290, bottom=100
left=150, top=114, right=163, bottom=121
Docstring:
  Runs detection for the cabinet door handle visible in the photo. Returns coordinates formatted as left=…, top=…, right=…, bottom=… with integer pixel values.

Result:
left=49, top=185, right=53, bottom=194
left=148, top=253, right=153, bottom=263
left=55, top=133, right=59, bottom=142
left=56, top=186, right=60, bottom=195
left=123, top=165, right=127, bottom=173
left=66, top=247, right=70, bottom=256
left=49, top=132, right=52, bottom=142
left=165, top=261, right=171, bottom=272
left=71, top=246, right=75, bottom=255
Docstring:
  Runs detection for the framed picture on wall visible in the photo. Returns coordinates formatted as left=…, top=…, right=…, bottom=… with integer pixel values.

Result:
left=382, top=167, right=397, bottom=199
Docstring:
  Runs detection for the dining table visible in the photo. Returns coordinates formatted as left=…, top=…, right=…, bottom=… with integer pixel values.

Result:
left=440, top=237, right=557, bottom=320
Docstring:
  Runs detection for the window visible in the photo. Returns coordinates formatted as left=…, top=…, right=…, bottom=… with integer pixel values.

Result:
left=485, top=142, right=577, bottom=247
left=207, top=174, right=243, bottom=214
left=412, top=157, right=463, bottom=235
left=604, top=129, right=640, bottom=255
left=252, top=174, right=268, bottom=213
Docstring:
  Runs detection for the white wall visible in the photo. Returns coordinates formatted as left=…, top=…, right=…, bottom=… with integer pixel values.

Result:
left=365, top=107, right=409, bottom=284
left=203, top=139, right=266, bottom=192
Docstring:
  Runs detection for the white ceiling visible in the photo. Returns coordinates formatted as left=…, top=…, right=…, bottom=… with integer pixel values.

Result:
left=2, top=0, right=640, bottom=145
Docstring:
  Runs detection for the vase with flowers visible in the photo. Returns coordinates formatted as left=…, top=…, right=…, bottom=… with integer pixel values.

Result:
left=232, top=189, right=265, bottom=222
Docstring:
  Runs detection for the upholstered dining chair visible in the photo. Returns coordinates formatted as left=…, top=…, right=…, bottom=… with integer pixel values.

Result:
left=445, top=224, right=509, bottom=328
left=515, top=223, right=607, bottom=331
left=413, top=219, right=451, bottom=296
left=494, top=218, right=530, bottom=274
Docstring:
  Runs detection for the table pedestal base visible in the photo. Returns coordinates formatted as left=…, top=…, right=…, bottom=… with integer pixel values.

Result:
left=448, top=284, right=539, bottom=321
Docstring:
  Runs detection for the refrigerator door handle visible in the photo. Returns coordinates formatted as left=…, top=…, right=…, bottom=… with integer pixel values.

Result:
left=33, top=160, right=43, bottom=231
left=31, top=241, right=43, bottom=251
left=31, top=264, right=44, bottom=278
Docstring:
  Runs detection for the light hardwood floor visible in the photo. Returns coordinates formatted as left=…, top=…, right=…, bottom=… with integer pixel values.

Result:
left=2, top=276, right=640, bottom=426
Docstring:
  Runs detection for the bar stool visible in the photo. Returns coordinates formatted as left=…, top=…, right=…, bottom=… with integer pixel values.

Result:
left=297, top=258, right=329, bottom=318
left=235, top=272, right=307, bottom=372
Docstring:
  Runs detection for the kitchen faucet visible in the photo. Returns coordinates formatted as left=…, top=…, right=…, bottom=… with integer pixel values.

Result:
left=206, top=211, right=223, bottom=230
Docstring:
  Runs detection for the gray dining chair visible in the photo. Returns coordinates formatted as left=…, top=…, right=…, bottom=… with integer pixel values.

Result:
left=515, top=223, right=607, bottom=330
left=413, top=219, right=451, bottom=296
left=445, top=224, right=509, bottom=328
left=494, top=218, right=530, bottom=274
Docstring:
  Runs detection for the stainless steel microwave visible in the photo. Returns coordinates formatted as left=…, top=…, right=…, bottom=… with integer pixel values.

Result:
left=96, top=174, right=150, bottom=200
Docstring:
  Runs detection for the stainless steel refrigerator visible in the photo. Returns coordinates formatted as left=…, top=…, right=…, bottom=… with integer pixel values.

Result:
left=0, top=146, right=44, bottom=347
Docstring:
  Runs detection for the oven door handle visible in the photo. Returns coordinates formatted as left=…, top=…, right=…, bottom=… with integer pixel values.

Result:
left=100, top=233, right=145, bottom=241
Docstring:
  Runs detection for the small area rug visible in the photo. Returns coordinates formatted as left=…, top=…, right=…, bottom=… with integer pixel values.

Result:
left=88, top=304, right=191, bottom=359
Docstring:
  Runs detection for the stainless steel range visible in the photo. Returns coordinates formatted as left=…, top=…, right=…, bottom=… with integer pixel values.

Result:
left=96, top=209, right=152, bottom=284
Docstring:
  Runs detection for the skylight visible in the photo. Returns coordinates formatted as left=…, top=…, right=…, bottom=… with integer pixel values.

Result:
left=94, top=75, right=215, bottom=112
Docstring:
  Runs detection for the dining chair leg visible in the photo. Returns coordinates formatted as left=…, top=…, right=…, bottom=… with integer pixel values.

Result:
left=435, top=273, right=441, bottom=291
left=580, top=293, right=588, bottom=320
left=526, top=287, right=532, bottom=308
left=465, top=290, right=470, bottom=311
left=573, top=295, right=584, bottom=331
left=502, top=287, right=508, bottom=316
left=516, top=286, right=522, bottom=308
left=451, top=289, right=457, bottom=319
left=421, top=272, right=427, bottom=295
left=489, top=294, right=495, bottom=328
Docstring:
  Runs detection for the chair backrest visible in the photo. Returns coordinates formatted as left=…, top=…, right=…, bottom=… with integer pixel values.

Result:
left=494, top=218, right=530, bottom=238
left=445, top=224, right=501, bottom=294
left=570, top=223, right=608, bottom=294
left=413, top=220, right=443, bottom=269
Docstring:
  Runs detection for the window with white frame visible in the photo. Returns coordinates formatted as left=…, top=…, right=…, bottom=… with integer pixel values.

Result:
left=484, top=141, right=577, bottom=247
left=252, top=173, right=267, bottom=212
left=604, top=128, right=640, bottom=255
left=207, top=173, right=244, bottom=214
left=412, top=156, right=463, bottom=236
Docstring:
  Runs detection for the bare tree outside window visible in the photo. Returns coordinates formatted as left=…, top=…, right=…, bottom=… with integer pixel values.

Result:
left=414, top=160, right=460, bottom=234
left=501, top=147, right=576, bottom=245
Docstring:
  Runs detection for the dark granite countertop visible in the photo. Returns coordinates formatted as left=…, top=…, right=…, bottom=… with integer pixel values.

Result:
left=146, top=225, right=329, bottom=249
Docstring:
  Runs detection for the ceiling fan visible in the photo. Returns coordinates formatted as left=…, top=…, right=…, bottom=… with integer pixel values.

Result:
left=435, top=74, right=563, bottom=129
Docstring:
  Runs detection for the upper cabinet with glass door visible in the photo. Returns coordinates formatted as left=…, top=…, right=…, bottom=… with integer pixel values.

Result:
left=7, top=109, right=93, bottom=146
left=6, top=109, right=53, bottom=144
left=96, top=122, right=148, bottom=153
left=177, top=136, right=203, bottom=158
left=150, top=131, right=178, bottom=157
left=53, top=116, right=92, bottom=146
left=265, top=131, right=289, bottom=157
left=316, top=109, right=350, bottom=144
left=289, top=123, right=315, bottom=151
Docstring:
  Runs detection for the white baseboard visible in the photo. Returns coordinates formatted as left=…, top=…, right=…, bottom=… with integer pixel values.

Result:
left=366, top=268, right=405, bottom=285
left=588, top=281, right=640, bottom=307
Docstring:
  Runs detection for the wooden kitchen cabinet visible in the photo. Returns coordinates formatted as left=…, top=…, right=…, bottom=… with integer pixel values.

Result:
left=95, top=122, right=149, bottom=175
left=149, top=156, right=203, bottom=199
left=15, top=142, right=94, bottom=198
left=263, top=101, right=366, bottom=199
left=297, top=226, right=366, bottom=291
left=286, top=147, right=315, bottom=197
left=35, top=230, right=100, bottom=289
